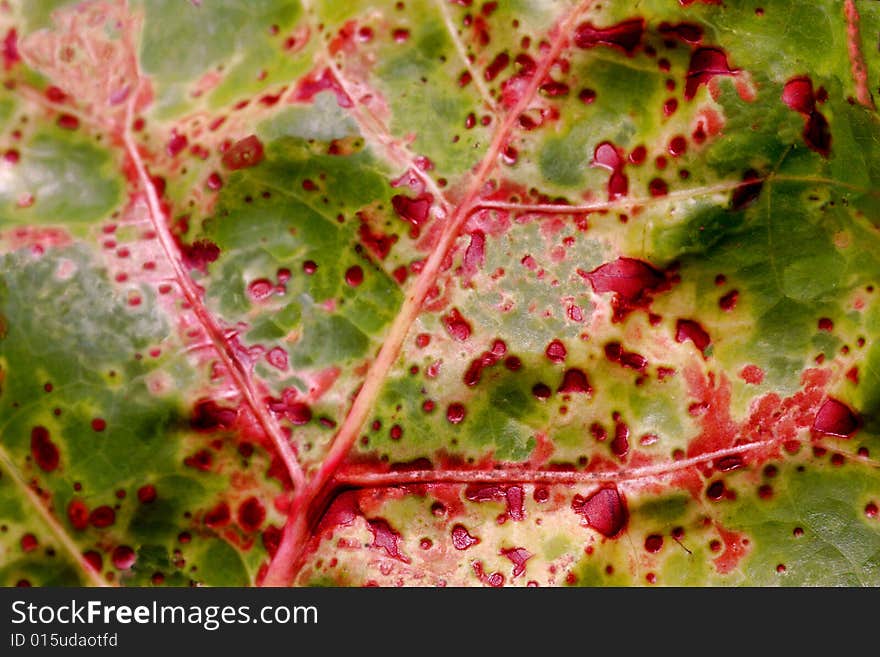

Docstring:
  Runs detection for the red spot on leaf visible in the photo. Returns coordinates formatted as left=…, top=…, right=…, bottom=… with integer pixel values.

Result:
left=812, top=398, right=859, bottom=437
left=442, top=308, right=472, bottom=342
left=221, top=135, right=264, bottom=170
left=574, top=18, right=645, bottom=56
left=30, top=426, right=59, bottom=472
left=571, top=486, right=628, bottom=538
left=452, top=524, right=480, bottom=549
left=685, top=47, right=737, bottom=100
left=368, top=518, right=410, bottom=562
left=238, top=497, right=266, bottom=532
left=501, top=547, right=532, bottom=577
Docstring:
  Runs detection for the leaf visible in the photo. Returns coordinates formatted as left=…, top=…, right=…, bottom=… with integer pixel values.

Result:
left=0, top=0, right=879, bottom=588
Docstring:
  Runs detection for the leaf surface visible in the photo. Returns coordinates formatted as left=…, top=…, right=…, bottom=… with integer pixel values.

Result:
left=1, top=0, right=879, bottom=587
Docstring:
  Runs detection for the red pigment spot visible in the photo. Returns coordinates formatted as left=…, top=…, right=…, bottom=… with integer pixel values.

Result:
left=190, top=400, right=237, bottom=431
left=558, top=369, right=591, bottom=394
left=112, top=546, right=136, bottom=570
left=719, top=289, right=739, bottom=311
left=2, top=29, right=21, bottom=70
left=452, top=524, right=480, bottom=549
left=358, top=222, right=397, bottom=261
left=345, top=265, right=364, bottom=287
left=781, top=76, right=831, bottom=157
left=579, top=88, right=597, bottom=104
left=581, top=258, right=667, bottom=322
left=592, top=141, right=628, bottom=200
left=83, top=550, right=102, bottom=572
left=57, top=114, right=79, bottom=130
left=166, top=131, right=188, bottom=157
left=740, top=365, right=764, bottom=385
left=658, top=21, right=703, bottom=44
left=731, top=169, right=764, bottom=210
left=644, top=534, right=664, bottom=553
left=574, top=18, right=645, bottom=56
left=184, top=449, right=213, bottom=471
left=545, top=340, right=567, bottom=363
left=4, top=149, right=19, bottom=164
left=237, top=497, right=266, bottom=532
left=484, top=52, right=510, bottom=81
left=293, top=68, right=353, bottom=108
left=264, top=347, right=288, bottom=371
left=812, top=398, right=859, bottom=437
left=463, top=230, right=485, bottom=277
left=540, top=80, right=570, bottom=97
left=205, top=502, right=231, bottom=527
left=30, top=426, right=59, bottom=472
left=472, top=561, right=505, bottom=588
left=611, top=422, right=630, bottom=458
left=89, top=506, right=115, bottom=528
left=713, top=527, right=748, bottom=574
left=685, top=47, right=737, bottom=100
left=181, top=239, right=220, bottom=274
left=368, top=518, right=410, bottom=562
left=572, top=487, right=627, bottom=538
left=629, top=145, right=647, bottom=165
left=137, top=484, right=157, bottom=503
left=392, top=193, right=433, bottom=235
left=866, top=502, right=878, bottom=518
left=67, top=500, right=89, bottom=530
left=818, top=317, right=833, bottom=331
left=20, top=533, right=38, bottom=552
left=221, top=135, right=264, bottom=170
left=663, top=98, right=678, bottom=117
left=648, top=178, right=668, bottom=197
left=464, top=485, right=525, bottom=521
left=446, top=403, right=466, bottom=424
left=501, top=547, right=532, bottom=577
left=668, top=136, right=687, bottom=157
left=676, top=319, right=711, bottom=355
left=442, top=308, right=472, bottom=342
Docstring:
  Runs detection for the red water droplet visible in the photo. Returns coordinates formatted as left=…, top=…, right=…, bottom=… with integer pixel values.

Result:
left=706, top=481, right=725, bottom=500
left=782, top=77, right=815, bottom=114
left=30, top=426, right=59, bottom=472
left=571, top=486, right=628, bottom=538
left=540, top=80, right=569, bottom=96
left=344, top=265, right=364, bottom=287
left=628, top=145, right=646, bottom=165
left=4, top=148, right=19, bottom=164
left=137, top=484, right=157, bottom=503
left=181, top=239, right=220, bottom=274
left=222, top=135, right=264, bottom=170
left=545, top=339, right=567, bottom=363
left=392, top=193, right=433, bottom=234
left=663, top=98, right=678, bottom=117
left=442, top=308, right=472, bottom=342
left=112, top=545, right=136, bottom=570
left=237, top=497, right=266, bottom=532
left=67, top=499, right=89, bottom=530
left=644, top=534, right=663, bottom=553
left=558, top=369, right=591, bottom=394
left=668, top=135, right=687, bottom=156
left=685, top=47, right=737, bottom=100
left=452, top=524, right=480, bottom=550
left=592, top=141, right=628, bottom=200
left=303, top=260, right=317, bottom=274
left=866, top=502, right=878, bottom=518
left=206, top=172, right=223, bottom=190
left=89, top=505, right=115, bottom=528
left=579, top=88, right=597, bottom=104
left=812, top=398, right=859, bottom=437
left=611, top=422, right=630, bottom=458
left=675, top=319, right=711, bottom=354
left=446, top=403, right=466, bottom=424
left=818, top=317, right=834, bottom=331
left=574, top=18, right=645, bottom=56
